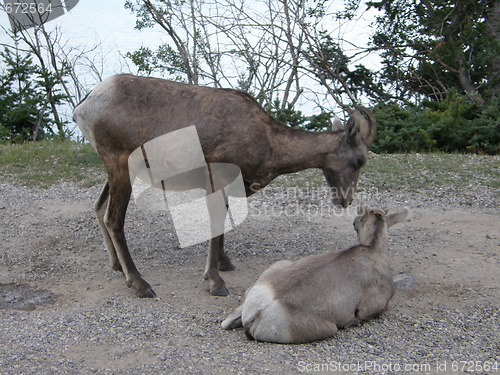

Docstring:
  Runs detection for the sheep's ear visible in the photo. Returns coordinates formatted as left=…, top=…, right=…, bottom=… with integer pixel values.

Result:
left=331, top=118, right=343, bottom=132
left=386, top=208, right=409, bottom=228
left=345, top=106, right=377, bottom=146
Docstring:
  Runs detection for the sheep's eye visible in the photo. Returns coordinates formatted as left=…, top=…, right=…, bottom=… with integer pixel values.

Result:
left=351, top=157, right=366, bottom=169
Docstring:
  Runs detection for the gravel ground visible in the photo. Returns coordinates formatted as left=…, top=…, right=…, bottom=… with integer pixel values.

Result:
left=0, top=164, right=499, bottom=374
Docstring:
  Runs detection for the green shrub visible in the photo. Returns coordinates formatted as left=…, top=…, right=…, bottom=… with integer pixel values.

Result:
left=371, top=93, right=499, bottom=154
left=371, top=103, right=437, bottom=153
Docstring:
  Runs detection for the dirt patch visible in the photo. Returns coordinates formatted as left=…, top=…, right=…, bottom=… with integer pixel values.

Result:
left=0, top=181, right=498, bottom=374
left=0, top=283, right=56, bottom=310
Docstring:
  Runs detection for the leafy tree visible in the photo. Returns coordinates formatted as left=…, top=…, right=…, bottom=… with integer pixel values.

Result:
left=0, top=49, right=34, bottom=142
left=0, top=47, right=68, bottom=143
left=125, top=0, right=376, bottom=114
left=123, top=0, right=498, bottom=153
left=367, top=0, right=500, bottom=106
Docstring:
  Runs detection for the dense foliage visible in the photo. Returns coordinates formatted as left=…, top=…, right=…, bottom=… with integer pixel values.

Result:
left=273, top=0, right=500, bottom=154
left=366, top=0, right=499, bottom=104
left=371, top=93, right=500, bottom=154
left=361, top=0, right=499, bottom=154
left=0, top=47, right=68, bottom=143
left=270, top=91, right=499, bottom=155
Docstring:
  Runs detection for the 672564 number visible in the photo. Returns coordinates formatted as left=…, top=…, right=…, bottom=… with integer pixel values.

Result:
left=4, top=2, right=53, bottom=14
left=451, top=361, right=499, bottom=372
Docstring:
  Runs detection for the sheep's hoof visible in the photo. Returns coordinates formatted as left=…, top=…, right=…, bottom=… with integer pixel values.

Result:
left=219, top=263, right=236, bottom=272
left=211, top=287, right=229, bottom=296
left=137, top=288, right=157, bottom=298
left=128, top=278, right=156, bottom=298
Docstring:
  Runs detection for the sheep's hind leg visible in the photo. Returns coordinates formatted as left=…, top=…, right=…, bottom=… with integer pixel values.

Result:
left=104, top=169, right=155, bottom=298
left=94, top=181, right=122, bottom=272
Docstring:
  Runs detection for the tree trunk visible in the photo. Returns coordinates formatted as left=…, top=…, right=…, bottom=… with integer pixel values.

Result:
left=447, top=3, right=484, bottom=106
left=486, top=0, right=500, bottom=93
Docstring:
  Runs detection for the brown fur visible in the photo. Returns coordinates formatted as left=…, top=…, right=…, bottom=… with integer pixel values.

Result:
left=73, top=74, right=376, bottom=297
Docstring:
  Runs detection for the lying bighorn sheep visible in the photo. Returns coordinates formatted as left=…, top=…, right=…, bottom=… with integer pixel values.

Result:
left=221, top=206, right=409, bottom=344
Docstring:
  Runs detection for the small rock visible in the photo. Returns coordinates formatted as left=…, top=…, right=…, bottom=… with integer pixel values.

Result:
left=393, top=273, right=417, bottom=291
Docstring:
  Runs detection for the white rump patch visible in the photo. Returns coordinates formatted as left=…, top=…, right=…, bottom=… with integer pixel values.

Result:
left=242, top=283, right=292, bottom=343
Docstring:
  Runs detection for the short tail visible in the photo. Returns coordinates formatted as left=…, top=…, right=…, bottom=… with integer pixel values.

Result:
left=72, top=91, right=91, bottom=122
left=221, top=305, right=243, bottom=330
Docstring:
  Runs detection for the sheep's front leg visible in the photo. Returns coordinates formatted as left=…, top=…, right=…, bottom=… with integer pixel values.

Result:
left=356, top=286, right=393, bottom=321
left=218, top=235, right=236, bottom=271
left=204, top=234, right=229, bottom=296
left=203, top=187, right=230, bottom=296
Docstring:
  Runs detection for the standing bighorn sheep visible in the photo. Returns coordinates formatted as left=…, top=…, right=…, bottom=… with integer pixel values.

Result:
left=222, top=207, right=409, bottom=344
left=73, top=74, right=376, bottom=297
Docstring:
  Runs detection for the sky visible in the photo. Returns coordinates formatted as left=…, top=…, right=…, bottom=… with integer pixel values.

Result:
left=1, top=0, right=161, bottom=77
left=1, top=0, right=379, bottom=78
left=0, top=0, right=380, bottom=128
left=0, top=0, right=164, bottom=128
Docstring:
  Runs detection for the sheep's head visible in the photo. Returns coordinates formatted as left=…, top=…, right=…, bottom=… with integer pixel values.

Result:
left=322, top=107, right=376, bottom=208
left=353, top=206, right=409, bottom=245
